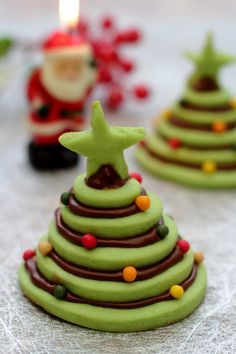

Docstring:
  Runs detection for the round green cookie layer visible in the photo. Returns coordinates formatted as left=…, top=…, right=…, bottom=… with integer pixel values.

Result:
left=136, top=147, right=236, bottom=188
left=49, top=213, right=177, bottom=271
left=148, top=134, right=236, bottom=164
left=73, top=174, right=142, bottom=208
left=183, top=87, right=230, bottom=107
left=37, top=248, right=192, bottom=302
left=158, top=120, right=236, bottom=147
left=60, top=193, right=162, bottom=238
left=18, top=263, right=207, bottom=332
left=172, top=102, right=236, bottom=124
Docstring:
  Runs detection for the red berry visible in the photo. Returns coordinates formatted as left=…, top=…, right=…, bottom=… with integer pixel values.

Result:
left=81, top=234, right=97, bottom=249
left=102, top=16, right=113, bottom=29
left=133, top=85, right=150, bottom=99
left=168, top=138, right=182, bottom=149
left=23, top=249, right=36, bottom=261
left=177, top=240, right=190, bottom=253
left=98, top=67, right=113, bottom=83
left=107, top=90, right=124, bottom=109
left=120, top=59, right=134, bottom=72
left=130, top=172, right=143, bottom=183
left=124, top=29, right=141, bottom=43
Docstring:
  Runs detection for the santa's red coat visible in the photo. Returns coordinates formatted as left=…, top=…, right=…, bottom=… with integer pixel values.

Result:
left=27, top=69, right=92, bottom=145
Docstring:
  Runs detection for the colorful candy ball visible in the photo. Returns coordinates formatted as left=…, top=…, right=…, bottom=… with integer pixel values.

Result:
left=177, top=240, right=190, bottom=253
left=53, top=285, right=67, bottom=299
left=202, top=160, right=217, bottom=174
left=135, top=195, right=150, bottom=211
left=23, top=249, right=36, bottom=261
left=168, top=138, right=182, bottom=149
left=123, top=266, right=137, bottom=282
left=212, top=120, right=227, bottom=133
left=81, top=234, right=97, bottom=249
left=38, top=241, right=52, bottom=256
left=60, top=192, right=70, bottom=205
left=194, top=251, right=204, bottom=264
left=170, top=285, right=184, bottom=299
left=129, top=172, right=143, bottom=183
left=157, top=224, right=169, bottom=238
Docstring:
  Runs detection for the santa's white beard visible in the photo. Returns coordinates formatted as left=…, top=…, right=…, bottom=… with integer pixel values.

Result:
left=41, top=60, right=97, bottom=102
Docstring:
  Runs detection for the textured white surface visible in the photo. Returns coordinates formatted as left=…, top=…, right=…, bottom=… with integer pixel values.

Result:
left=0, top=0, right=236, bottom=353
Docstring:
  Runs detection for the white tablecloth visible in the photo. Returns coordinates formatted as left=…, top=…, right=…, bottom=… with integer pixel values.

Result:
left=0, top=1, right=236, bottom=353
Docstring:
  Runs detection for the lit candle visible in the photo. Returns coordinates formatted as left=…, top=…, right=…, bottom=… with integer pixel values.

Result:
left=26, top=0, right=97, bottom=171
left=59, top=0, right=80, bottom=31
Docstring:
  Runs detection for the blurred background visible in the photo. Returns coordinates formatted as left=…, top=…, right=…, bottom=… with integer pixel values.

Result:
left=1, top=1, right=236, bottom=353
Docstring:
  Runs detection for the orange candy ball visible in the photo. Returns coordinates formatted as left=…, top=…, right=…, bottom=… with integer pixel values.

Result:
left=123, top=266, right=137, bottom=282
left=38, top=241, right=52, bottom=256
left=212, top=120, right=227, bottom=133
left=135, top=195, right=151, bottom=211
left=194, top=251, right=204, bottom=264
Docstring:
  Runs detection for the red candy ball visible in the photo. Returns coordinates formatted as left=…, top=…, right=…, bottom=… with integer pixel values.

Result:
left=102, top=16, right=114, bottom=29
left=133, top=85, right=150, bottom=99
left=81, top=234, right=97, bottom=249
left=168, top=138, right=182, bottom=149
left=177, top=240, right=190, bottom=253
left=23, top=249, right=36, bottom=261
left=130, top=172, right=143, bottom=183
left=107, top=90, right=124, bottom=109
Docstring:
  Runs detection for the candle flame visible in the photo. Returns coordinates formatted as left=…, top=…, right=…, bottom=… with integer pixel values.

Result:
left=59, top=0, right=80, bottom=29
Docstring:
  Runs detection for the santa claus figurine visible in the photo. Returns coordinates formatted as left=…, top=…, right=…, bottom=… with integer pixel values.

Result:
left=27, top=31, right=97, bottom=170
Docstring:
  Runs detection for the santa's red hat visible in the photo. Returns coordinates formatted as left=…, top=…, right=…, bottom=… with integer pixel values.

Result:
left=43, top=31, right=91, bottom=57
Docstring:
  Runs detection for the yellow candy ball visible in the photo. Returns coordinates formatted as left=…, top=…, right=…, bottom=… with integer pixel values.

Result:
left=38, top=241, right=52, bottom=256
left=135, top=195, right=151, bottom=211
left=230, top=99, right=236, bottom=108
left=212, top=120, right=227, bottom=133
left=202, top=161, right=217, bottom=174
left=170, top=285, right=184, bottom=299
left=123, top=266, right=137, bottom=282
left=162, top=110, right=172, bottom=120
left=194, top=251, right=204, bottom=264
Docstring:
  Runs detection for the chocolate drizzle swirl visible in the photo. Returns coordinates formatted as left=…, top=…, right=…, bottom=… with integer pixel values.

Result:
left=25, top=259, right=197, bottom=309
left=86, top=165, right=129, bottom=189
left=55, top=209, right=162, bottom=248
left=68, top=188, right=146, bottom=218
left=49, top=246, right=183, bottom=281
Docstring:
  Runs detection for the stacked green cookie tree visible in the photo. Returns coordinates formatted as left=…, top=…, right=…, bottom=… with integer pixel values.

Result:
left=137, top=34, right=236, bottom=188
left=19, top=101, right=206, bottom=332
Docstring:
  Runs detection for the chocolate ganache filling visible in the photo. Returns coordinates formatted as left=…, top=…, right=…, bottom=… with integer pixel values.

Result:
left=142, top=143, right=236, bottom=170
left=25, top=258, right=197, bottom=309
left=49, top=246, right=183, bottom=281
left=55, top=209, right=163, bottom=248
left=179, top=99, right=232, bottom=112
left=68, top=188, right=146, bottom=218
left=191, top=76, right=219, bottom=92
left=169, top=115, right=236, bottom=131
left=86, top=165, right=129, bottom=189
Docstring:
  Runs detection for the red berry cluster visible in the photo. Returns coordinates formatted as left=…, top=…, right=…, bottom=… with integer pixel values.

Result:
left=77, top=16, right=150, bottom=110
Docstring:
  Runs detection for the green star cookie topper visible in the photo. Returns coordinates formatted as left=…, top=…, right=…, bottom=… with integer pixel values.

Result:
left=59, top=101, right=145, bottom=179
left=185, top=33, right=235, bottom=84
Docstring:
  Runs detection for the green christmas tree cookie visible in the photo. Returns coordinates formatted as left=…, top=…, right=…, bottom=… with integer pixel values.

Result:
left=137, top=34, right=236, bottom=188
left=19, top=101, right=206, bottom=332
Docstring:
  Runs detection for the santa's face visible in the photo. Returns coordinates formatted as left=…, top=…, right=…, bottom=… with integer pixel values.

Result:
left=41, top=46, right=97, bottom=102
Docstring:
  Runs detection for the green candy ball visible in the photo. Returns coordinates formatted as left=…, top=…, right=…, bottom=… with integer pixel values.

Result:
left=157, top=224, right=169, bottom=238
left=60, top=192, right=70, bottom=205
left=53, top=285, right=67, bottom=299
